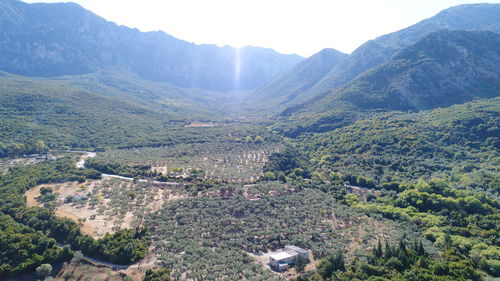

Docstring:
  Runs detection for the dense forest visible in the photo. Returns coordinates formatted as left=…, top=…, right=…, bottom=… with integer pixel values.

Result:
left=278, top=98, right=499, bottom=186
left=0, top=140, right=48, bottom=158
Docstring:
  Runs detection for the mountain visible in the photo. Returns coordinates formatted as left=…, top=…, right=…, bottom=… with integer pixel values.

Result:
left=244, top=48, right=348, bottom=112
left=267, top=3, right=500, bottom=108
left=0, top=0, right=302, bottom=92
left=288, top=30, right=500, bottom=113
left=278, top=30, right=500, bottom=134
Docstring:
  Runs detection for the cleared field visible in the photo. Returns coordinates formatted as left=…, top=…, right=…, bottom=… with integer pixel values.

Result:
left=25, top=178, right=182, bottom=238
left=95, top=142, right=283, bottom=182
left=147, top=188, right=403, bottom=281
left=54, top=260, right=130, bottom=281
left=24, top=175, right=295, bottom=240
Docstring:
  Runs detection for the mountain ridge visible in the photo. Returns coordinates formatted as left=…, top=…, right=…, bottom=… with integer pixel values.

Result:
left=278, top=29, right=500, bottom=135
left=0, top=0, right=303, bottom=92
left=263, top=3, right=500, bottom=111
left=312, top=3, right=500, bottom=93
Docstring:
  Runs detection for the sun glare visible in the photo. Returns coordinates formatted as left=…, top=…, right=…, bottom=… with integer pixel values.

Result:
left=233, top=47, right=242, bottom=90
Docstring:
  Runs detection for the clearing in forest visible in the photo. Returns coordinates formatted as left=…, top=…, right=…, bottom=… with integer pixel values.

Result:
left=0, top=154, right=58, bottom=174
left=25, top=178, right=183, bottom=238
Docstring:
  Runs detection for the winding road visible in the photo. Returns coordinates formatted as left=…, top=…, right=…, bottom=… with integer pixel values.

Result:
left=75, top=151, right=179, bottom=186
left=54, top=151, right=153, bottom=269
left=54, top=242, right=131, bottom=270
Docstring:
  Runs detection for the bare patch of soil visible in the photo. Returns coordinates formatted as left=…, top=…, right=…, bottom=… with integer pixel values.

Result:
left=24, top=179, right=180, bottom=238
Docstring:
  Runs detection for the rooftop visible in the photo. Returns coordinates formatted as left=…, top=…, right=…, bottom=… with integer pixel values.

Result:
left=270, top=251, right=295, bottom=260
left=285, top=245, right=307, bottom=252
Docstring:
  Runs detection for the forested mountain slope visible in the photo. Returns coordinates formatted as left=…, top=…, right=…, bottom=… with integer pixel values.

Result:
left=246, top=48, right=347, bottom=113
left=258, top=3, right=500, bottom=111
left=292, top=30, right=500, bottom=114
left=279, top=30, right=500, bottom=134
left=296, top=98, right=499, bottom=185
left=308, top=3, right=500, bottom=96
left=0, top=0, right=302, bottom=92
left=0, top=72, right=222, bottom=149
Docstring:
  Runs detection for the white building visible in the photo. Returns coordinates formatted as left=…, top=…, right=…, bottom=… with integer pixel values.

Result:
left=269, top=245, right=309, bottom=271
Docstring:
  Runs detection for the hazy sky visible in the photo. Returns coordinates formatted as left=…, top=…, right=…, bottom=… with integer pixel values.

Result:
left=23, top=0, right=500, bottom=57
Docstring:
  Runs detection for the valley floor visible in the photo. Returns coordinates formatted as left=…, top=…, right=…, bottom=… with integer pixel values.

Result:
left=4, top=100, right=498, bottom=281
left=19, top=140, right=405, bottom=281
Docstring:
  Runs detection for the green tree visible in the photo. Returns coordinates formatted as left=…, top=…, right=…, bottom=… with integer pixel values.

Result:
left=34, top=140, right=47, bottom=153
left=444, top=233, right=453, bottom=250
left=63, top=272, right=72, bottom=281
left=334, top=252, right=346, bottom=272
left=375, top=239, right=383, bottom=258
left=144, top=268, right=172, bottom=281
left=71, top=251, right=84, bottom=264
left=296, top=255, right=307, bottom=273
left=36, top=264, right=52, bottom=279
left=264, top=171, right=277, bottom=181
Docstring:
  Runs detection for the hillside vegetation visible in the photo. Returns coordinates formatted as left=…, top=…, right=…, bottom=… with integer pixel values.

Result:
left=285, top=30, right=500, bottom=116
left=264, top=99, right=499, bottom=280
left=291, top=98, right=499, bottom=187
left=0, top=74, right=176, bottom=149
left=301, top=3, right=500, bottom=100
left=247, top=48, right=348, bottom=113
left=0, top=72, right=263, bottom=150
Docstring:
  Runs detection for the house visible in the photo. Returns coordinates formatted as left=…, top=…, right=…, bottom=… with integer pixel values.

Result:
left=269, top=245, right=309, bottom=271
left=285, top=245, right=309, bottom=259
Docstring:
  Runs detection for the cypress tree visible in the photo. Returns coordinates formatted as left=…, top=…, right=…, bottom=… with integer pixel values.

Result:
left=418, top=240, right=425, bottom=256
left=413, top=238, right=419, bottom=252
left=444, top=233, right=453, bottom=250
left=384, top=241, right=392, bottom=260
left=399, top=237, right=407, bottom=255
left=376, top=239, right=383, bottom=258
left=334, top=252, right=346, bottom=272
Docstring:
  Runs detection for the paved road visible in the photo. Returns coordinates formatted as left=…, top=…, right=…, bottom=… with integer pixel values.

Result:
left=83, top=255, right=130, bottom=270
